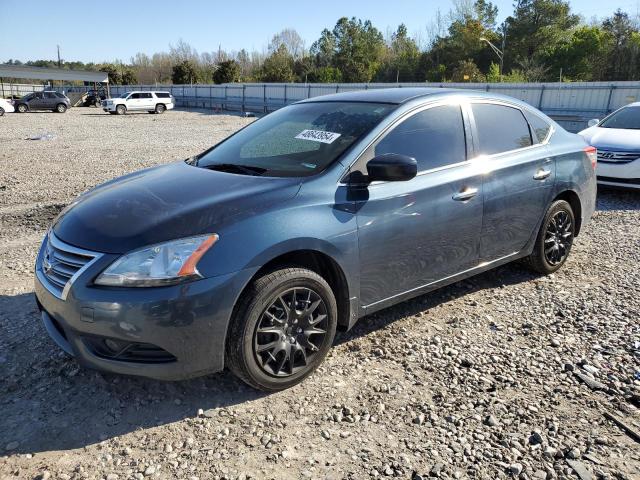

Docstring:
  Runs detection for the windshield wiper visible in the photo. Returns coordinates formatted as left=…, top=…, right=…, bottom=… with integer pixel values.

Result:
left=202, top=163, right=268, bottom=176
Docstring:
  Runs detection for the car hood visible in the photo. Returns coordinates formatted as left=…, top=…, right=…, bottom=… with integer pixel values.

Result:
left=53, top=161, right=301, bottom=254
left=578, top=126, right=640, bottom=151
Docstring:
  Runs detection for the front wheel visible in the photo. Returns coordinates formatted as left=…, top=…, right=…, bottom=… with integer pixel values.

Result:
left=525, top=200, right=575, bottom=274
left=226, top=268, right=338, bottom=391
left=55, top=103, right=67, bottom=113
left=116, top=104, right=126, bottom=115
left=0, top=107, right=4, bottom=116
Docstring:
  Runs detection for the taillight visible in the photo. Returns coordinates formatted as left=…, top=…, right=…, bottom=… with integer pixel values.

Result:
left=584, top=146, right=597, bottom=170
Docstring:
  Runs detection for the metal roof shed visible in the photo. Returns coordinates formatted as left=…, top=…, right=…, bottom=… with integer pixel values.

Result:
left=0, top=64, right=108, bottom=83
left=0, top=64, right=110, bottom=98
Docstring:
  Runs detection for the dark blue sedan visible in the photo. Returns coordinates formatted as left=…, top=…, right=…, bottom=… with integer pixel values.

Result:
left=35, top=88, right=597, bottom=391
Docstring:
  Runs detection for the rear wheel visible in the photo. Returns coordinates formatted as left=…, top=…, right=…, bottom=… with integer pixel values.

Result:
left=16, top=103, right=27, bottom=113
left=116, top=104, right=126, bottom=115
left=55, top=103, right=67, bottom=113
left=226, top=267, right=337, bottom=391
left=525, top=200, right=575, bottom=274
left=155, top=103, right=166, bottom=114
left=0, top=107, right=4, bottom=116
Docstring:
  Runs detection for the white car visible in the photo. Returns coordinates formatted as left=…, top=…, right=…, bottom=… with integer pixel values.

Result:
left=0, top=98, right=15, bottom=116
left=579, top=102, right=640, bottom=189
left=102, top=91, right=175, bottom=115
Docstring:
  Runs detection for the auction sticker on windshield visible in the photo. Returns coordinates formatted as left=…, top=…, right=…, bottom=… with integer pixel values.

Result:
left=295, top=129, right=341, bottom=144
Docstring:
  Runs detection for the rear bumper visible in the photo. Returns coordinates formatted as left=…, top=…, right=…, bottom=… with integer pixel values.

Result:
left=34, top=240, right=256, bottom=380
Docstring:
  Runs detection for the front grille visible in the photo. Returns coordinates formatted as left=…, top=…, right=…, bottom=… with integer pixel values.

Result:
left=39, top=233, right=101, bottom=299
left=597, top=150, right=640, bottom=164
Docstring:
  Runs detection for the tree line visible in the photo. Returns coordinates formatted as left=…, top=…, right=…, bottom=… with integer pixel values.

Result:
left=5, top=0, right=640, bottom=85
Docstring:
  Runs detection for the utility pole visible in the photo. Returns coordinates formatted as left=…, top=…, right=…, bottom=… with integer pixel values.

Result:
left=57, top=45, right=61, bottom=68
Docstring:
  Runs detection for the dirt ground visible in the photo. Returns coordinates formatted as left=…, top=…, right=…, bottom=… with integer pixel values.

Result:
left=0, top=108, right=639, bottom=480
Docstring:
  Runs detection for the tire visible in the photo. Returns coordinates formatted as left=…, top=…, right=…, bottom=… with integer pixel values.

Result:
left=0, top=107, right=4, bottom=116
left=116, top=104, right=126, bottom=115
left=94, top=100, right=101, bottom=107
left=226, top=267, right=338, bottom=392
left=155, top=103, right=166, bottom=114
left=16, top=103, right=28, bottom=113
left=55, top=103, right=67, bottom=113
left=525, top=200, right=575, bottom=274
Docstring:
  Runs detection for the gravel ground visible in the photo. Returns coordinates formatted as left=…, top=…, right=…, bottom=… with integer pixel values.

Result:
left=0, top=108, right=639, bottom=480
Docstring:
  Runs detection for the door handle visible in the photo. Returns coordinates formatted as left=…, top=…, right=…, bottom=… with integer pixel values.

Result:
left=533, top=168, right=552, bottom=180
left=452, top=187, right=478, bottom=201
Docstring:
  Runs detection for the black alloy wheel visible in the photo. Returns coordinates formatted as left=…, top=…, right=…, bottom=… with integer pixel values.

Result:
left=226, top=267, right=338, bottom=391
left=253, top=287, right=329, bottom=377
left=525, top=199, right=575, bottom=274
left=544, top=209, right=573, bottom=266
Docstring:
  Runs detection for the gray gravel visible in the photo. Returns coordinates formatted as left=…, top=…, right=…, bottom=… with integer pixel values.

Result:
left=1, top=108, right=639, bottom=480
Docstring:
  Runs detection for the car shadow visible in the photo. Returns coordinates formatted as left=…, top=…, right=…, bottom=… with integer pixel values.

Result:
left=0, top=260, right=538, bottom=455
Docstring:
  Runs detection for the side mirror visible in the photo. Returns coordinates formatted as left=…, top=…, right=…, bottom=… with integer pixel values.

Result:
left=366, top=153, right=417, bottom=182
left=587, top=118, right=600, bottom=127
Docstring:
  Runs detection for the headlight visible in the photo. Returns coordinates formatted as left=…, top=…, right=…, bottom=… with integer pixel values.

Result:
left=94, top=234, right=218, bottom=287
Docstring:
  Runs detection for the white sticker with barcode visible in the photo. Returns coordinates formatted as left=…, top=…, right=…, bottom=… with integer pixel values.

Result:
left=295, top=129, right=341, bottom=144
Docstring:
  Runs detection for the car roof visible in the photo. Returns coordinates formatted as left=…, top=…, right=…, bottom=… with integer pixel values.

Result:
left=296, top=87, right=531, bottom=107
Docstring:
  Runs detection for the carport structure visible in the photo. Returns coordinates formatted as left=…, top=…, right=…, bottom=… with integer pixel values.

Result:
left=0, top=64, right=109, bottom=98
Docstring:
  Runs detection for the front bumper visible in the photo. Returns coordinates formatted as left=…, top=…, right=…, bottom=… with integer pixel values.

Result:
left=34, top=236, right=255, bottom=380
left=596, top=158, right=640, bottom=188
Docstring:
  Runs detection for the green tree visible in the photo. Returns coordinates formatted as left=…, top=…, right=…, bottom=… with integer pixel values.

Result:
left=172, top=60, right=199, bottom=84
left=503, top=0, right=579, bottom=74
left=120, top=69, right=137, bottom=85
left=422, top=1, right=501, bottom=81
left=602, top=9, right=639, bottom=80
left=310, top=29, right=336, bottom=68
left=451, top=59, right=485, bottom=82
left=546, top=26, right=609, bottom=81
left=98, top=63, right=122, bottom=84
left=308, top=66, right=343, bottom=83
left=260, top=44, right=295, bottom=82
left=376, top=24, right=421, bottom=82
left=213, top=60, right=241, bottom=84
left=331, top=17, right=386, bottom=82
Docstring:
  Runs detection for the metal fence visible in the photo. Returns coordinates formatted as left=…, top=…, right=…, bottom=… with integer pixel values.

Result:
left=0, top=83, right=48, bottom=97
left=24, top=80, right=640, bottom=132
left=101, top=81, right=640, bottom=132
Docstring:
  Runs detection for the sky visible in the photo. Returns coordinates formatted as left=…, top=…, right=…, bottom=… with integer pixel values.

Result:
left=1, top=0, right=638, bottom=64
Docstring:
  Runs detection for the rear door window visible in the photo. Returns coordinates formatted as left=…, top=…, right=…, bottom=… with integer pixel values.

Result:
left=141, top=93, right=153, bottom=99
left=44, top=92, right=57, bottom=99
left=472, top=103, right=532, bottom=155
left=374, top=104, right=467, bottom=172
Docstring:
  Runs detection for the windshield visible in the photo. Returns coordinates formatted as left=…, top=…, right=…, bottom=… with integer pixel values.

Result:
left=599, top=106, right=640, bottom=130
left=191, top=102, right=395, bottom=177
left=118, top=92, right=130, bottom=98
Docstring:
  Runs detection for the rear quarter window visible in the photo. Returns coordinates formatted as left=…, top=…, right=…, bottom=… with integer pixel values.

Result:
left=524, top=111, right=552, bottom=143
left=155, top=92, right=171, bottom=98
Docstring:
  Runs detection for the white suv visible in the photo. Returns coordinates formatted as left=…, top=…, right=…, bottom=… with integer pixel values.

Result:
left=103, top=91, right=175, bottom=115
